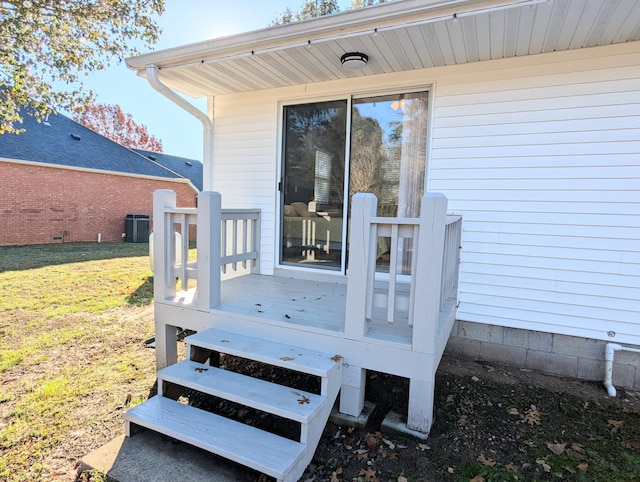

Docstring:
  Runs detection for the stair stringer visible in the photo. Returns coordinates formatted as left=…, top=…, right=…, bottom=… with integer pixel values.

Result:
left=285, top=361, right=342, bottom=482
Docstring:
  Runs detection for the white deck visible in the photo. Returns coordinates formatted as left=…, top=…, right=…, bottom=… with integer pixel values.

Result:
left=152, top=190, right=461, bottom=435
left=219, top=274, right=347, bottom=332
left=214, top=274, right=415, bottom=345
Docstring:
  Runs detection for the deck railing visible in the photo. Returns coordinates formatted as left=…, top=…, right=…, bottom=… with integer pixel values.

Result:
left=345, top=193, right=461, bottom=354
left=152, top=190, right=260, bottom=311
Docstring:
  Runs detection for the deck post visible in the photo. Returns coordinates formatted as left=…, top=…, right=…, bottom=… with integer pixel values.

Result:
left=407, top=376, right=434, bottom=434
left=154, top=320, right=178, bottom=371
left=411, top=193, right=448, bottom=354
left=251, top=213, right=261, bottom=275
left=197, top=191, right=222, bottom=310
left=345, top=193, right=378, bottom=341
left=339, top=365, right=366, bottom=417
left=153, top=190, right=177, bottom=302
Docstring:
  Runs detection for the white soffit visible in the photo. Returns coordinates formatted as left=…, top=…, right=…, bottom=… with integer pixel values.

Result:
left=126, top=0, right=640, bottom=98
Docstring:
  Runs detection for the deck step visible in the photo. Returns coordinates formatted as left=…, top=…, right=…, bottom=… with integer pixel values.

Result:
left=186, top=328, right=341, bottom=378
left=124, top=396, right=305, bottom=480
left=159, top=360, right=325, bottom=423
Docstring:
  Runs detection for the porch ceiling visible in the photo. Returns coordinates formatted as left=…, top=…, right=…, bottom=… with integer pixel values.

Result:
left=127, top=0, right=640, bottom=98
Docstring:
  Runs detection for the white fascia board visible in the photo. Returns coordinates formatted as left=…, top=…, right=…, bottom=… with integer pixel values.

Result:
left=126, top=0, right=518, bottom=72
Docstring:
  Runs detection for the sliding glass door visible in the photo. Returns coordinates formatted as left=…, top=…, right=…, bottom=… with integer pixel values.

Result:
left=279, top=91, right=429, bottom=273
left=350, top=92, right=429, bottom=274
left=280, top=101, right=347, bottom=270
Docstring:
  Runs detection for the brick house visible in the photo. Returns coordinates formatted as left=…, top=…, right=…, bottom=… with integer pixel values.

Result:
left=0, top=112, right=201, bottom=246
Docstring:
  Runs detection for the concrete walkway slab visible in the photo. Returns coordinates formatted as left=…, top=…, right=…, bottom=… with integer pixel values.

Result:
left=78, top=429, right=260, bottom=482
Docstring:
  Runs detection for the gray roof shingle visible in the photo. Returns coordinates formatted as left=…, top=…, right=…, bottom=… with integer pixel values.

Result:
left=134, top=149, right=203, bottom=191
left=0, top=112, right=194, bottom=182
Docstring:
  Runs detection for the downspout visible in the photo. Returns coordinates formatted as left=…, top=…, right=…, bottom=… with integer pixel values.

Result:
left=604, top=343, right=640, bottom=397
left=146, top=64, right=213, bottom=188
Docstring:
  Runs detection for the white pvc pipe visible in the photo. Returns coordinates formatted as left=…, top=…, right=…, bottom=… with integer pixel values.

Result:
left=604, top=342, right=640, bottom=397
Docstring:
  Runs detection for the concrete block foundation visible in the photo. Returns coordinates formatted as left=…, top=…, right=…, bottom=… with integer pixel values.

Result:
left=446, top=320, right=640, bottom=392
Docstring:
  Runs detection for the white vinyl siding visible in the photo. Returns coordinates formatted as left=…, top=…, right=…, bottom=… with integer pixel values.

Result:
left=212, top=91, right=279, bottom=273
left=429, top=44, right=640, bottom=345
left=211, top=42, right=640, bottom=345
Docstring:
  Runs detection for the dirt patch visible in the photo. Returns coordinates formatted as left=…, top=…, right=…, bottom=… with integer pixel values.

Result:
left=301, top=355, right=640, bottom=481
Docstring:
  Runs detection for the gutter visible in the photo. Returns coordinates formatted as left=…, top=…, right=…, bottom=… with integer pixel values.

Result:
left=145, top=64, right=213, bottom=188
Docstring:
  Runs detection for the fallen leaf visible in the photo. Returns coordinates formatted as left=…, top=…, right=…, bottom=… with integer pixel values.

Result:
left=470, top=476, right=485, bottom=482
left=297, top=395, right=310, bottom=405
left=563, top=465, right=576, bottom=474
left=625, top=441, right=640, bottom=449
left=331, top=354, right=343, bottom=362
left=447, top=467, right=455, bottom=474
left=485, top=365, right=495, bottom=372
left=364, top=432, right=382, bottom=448
left=505, top=463, right=518, bottom=472
left=547, top=442, right=566, bottom=455
left=284, top=314, right=291, bottom=319
left=382, top=438, right=395, bottom=449
left=608, top=419, right=623, bottom=433
left=220, top=339, right=229, bottom=343
left=571, top=443, right=585, bottom=453
left=536, top=458, right=551, bottom=472
left=330, top=466, right=342, bottom=482
left=471, top=375, right=480, bottom=382
left=417, top=443, right=430, bottom=451
left=359, top=467, right=377, bottom=480
left=577, top=463, right=588, bottom=472
left=280, top=356, right=294, bottom=361
left=397, top=476, right=408, bottom=482
left=524, top=408, right=541, bottom=426
left=353, top=449, right=369, bottom=460
left=195, top=367, right=208, bottom=373
left=508, top=407, right=520, bottom=415
left=477, top=453, right=496, bottom=466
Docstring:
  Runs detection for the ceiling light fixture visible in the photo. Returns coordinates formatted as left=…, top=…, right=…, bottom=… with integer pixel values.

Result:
left=340, top=52, right=368, bottom=70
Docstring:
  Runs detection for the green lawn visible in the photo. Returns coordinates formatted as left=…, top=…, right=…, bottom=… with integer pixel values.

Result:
left=0, top=243, right=157, bottom=481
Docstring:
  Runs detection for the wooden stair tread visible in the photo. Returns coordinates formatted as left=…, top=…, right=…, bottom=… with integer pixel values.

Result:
left=186, top=329, right=341, bottom=377
left=124, top=396, right=305, bottom=480
left=159, top=360, right=324, bottom=423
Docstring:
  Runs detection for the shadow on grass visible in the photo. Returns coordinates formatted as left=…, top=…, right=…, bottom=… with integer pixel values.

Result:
left=0, top=242, right=150, bottom=272
left=127, top=277, right=154, bottom=306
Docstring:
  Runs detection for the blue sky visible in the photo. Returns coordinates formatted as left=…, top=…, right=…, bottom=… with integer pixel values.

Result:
left=83, top=0, right=353, bottom=162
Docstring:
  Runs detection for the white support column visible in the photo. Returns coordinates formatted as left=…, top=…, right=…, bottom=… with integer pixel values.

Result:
left=152, top=190, right=177, bottom=302
left=345, top=193, right=378, bottom=341
left=197, top=191, right=222, bottom=311
left=407, top=376, right=434, bottom=434
left=339, top=365, right=366, bottom=417
left=411, top=193, right=448, bottom=354
left=155, top=320, right=178, bottom=372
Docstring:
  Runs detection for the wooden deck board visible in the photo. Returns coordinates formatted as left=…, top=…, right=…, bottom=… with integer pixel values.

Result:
left=216, top=274, right=414, bottom=345
left=219, top=274, right=347, bottom=332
